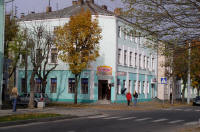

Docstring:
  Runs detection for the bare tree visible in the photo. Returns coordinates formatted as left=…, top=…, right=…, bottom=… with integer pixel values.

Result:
left=120, top=0, right=200, bottom=44
left=25, top=23, right=57, bottom=108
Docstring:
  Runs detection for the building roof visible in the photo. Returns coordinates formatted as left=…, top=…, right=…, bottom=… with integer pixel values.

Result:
left=20, top=1, right=116, bottom=21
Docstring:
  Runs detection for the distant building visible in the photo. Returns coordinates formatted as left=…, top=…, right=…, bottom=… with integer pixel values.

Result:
left=17, top=0, right=158, bottom=103
left=0, top=0, right=4, bottom=107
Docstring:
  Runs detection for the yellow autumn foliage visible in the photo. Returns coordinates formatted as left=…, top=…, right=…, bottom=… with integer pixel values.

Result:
left=54, top=9, right=102, bottom=75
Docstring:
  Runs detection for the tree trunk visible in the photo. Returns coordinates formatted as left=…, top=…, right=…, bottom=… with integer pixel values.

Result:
left=74, top=74, right=80, bottom=104
left=28, top=70, right=36, bottom=108
left=41, top=80, right=47, bottom=93
left=24, top=48, right=28, bottom=93
left=181, top=83, right=186, bottom=103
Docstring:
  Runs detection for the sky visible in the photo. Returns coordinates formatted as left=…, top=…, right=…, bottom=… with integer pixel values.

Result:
left=5, top=0, right=124, bottom=17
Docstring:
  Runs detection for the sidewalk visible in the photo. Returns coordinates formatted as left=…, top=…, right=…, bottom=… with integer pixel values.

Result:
left=0, top=101, right=192, bottom=128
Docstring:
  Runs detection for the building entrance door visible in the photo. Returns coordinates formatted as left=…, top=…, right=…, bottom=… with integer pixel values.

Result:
left=98, top=80, right=111, bottom=100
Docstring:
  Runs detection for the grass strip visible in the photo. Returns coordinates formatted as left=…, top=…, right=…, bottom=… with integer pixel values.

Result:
left=0, top=113, right=61, bottom=122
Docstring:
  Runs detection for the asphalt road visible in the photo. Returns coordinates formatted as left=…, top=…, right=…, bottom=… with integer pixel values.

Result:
left=0, top=106, right=200, bottom=132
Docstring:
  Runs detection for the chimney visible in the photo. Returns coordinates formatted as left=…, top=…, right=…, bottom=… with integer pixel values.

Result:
left=102, top=5, right=107, bottom=10
left=114, top=8, right=122, bottom=16
left=20, top=13, right=25, bottom=18
left=72, top=1, right=78, bottom=5
left=87, top=0, right=94, bottom=3
left=78, top=0, right=84, bottom=5
left=46, top=6, right=52, bottom=13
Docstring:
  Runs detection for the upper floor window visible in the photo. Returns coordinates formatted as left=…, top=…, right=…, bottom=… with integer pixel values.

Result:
left=152, top=58, right=155, bottom=70
left=143, top=56, right=146, bottom=69
left=130, top=52, right=132, bottom=66
left=124, top=50, right=127, bottom=65
left=36, top=49, right=42, bottom=63
left=135, top=53, right=137, bottom=67
left=118, top=26, right=122, bottom=38
left=124, top=30, right=128, bottom=40
left=139, top=54, right=141, bottom=68
left=118, top=49, right=122, bottom=64
left=147, top=57, right=149, bottom=69
left=51, top=48, right=58, bottom=63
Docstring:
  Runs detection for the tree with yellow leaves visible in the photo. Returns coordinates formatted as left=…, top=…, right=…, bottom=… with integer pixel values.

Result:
left=54, top=9, right=102, bottom=104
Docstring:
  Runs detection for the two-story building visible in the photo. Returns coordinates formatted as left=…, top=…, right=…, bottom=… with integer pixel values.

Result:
left=17, top=0, right=158, bottom=103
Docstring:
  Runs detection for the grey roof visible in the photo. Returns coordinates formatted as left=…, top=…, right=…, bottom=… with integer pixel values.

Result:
left=20, top=2, right=116, bottom=21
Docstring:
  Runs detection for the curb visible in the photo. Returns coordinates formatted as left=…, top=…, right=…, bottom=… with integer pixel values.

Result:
left=0, top=115, right=78, bottom=127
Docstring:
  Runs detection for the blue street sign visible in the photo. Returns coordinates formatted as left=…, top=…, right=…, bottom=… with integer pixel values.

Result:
left=161, top=77, right=167, bottom=84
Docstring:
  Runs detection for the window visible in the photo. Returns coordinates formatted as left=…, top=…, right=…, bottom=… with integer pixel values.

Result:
left=118, top=49, right=121, bottom=64
left=138, top=81, right=140, bottom=94
left=143, top=56, right=146, bottom=69
left=51, top=48, right=58, bottom=63
left=139, top=54, right=141, bottom=68
left=147, top=81, right=149, bottom=94
left=50, top=78, right=57, bottom=93
left=124, top=50, right=127, bottom=65
left=129, top=52, right=132, bottom=66
left=35, top=78, right=41, bottom=93
left=134, top=80, right=137, bottom=92
left=124, top=29, right=128, bottom=40
left=68, top=78, right=75, bottom=93
left=36, top=49, right=42, bottom=63
left=147, top=57, right=149, bottom=69
left=118, top=26, right=122, bottom=38
left=117, top=79, right=120, bottom=94
left=129, top=80, right=131, bottom=92
left=138, top=32, right=141, bottom=45
left=135, top=53, right=137, bottom=67
left=81, top=78, right=88, bottom=94
left=21, top=78, right=27, bottom=93
left=143, top=81, right=145, bottom=93
left=152, top=58, right=154, bottom=70
left=123, top=80, right=126, bottom=89
left=21, top=54, right=26, bottom=64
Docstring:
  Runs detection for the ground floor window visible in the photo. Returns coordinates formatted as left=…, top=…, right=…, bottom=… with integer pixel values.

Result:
left=68, top=78, right=75, bottom=93
left=138, top=81, right=141, bottom=94
left=35, top=78, right=41, bottom=93
left=50, top=78, right=57, bottom=93
left=117, top=79, right=121, bottom=94
left=81, top=78, right=88, bottom=94
left=21, top=78, right=27, bottom=93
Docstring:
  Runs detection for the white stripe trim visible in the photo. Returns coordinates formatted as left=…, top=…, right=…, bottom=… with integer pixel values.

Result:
left=88, top=115, right=107, bottom=119
left=168, top=120, right=184, bottom=124
left=118, top=117, right=136, bottom=120
left=103, top=117, right=120, bottom=120
left=135, top=118, right=151, bottom=121
left=152, top=119, right=168, bottom=122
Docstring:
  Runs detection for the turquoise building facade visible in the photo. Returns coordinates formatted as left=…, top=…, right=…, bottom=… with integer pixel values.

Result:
left=17, top=1, right=157, bottom=103
left=0, top=0, right=4, bottom=106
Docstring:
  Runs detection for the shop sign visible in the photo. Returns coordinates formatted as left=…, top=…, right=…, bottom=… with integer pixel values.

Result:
left=97, top=66, right=112, bottom=75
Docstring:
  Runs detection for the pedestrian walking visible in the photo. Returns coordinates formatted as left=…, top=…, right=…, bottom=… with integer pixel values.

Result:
left=11, top=87, right=18, bottom=112
left=126, top=92, right=132, bottom=106
left=133, top=90, right=138, bottom=106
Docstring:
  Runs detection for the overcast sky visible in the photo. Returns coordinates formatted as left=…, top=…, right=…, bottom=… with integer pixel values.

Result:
left=5, top=0, right=124, bottom=17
